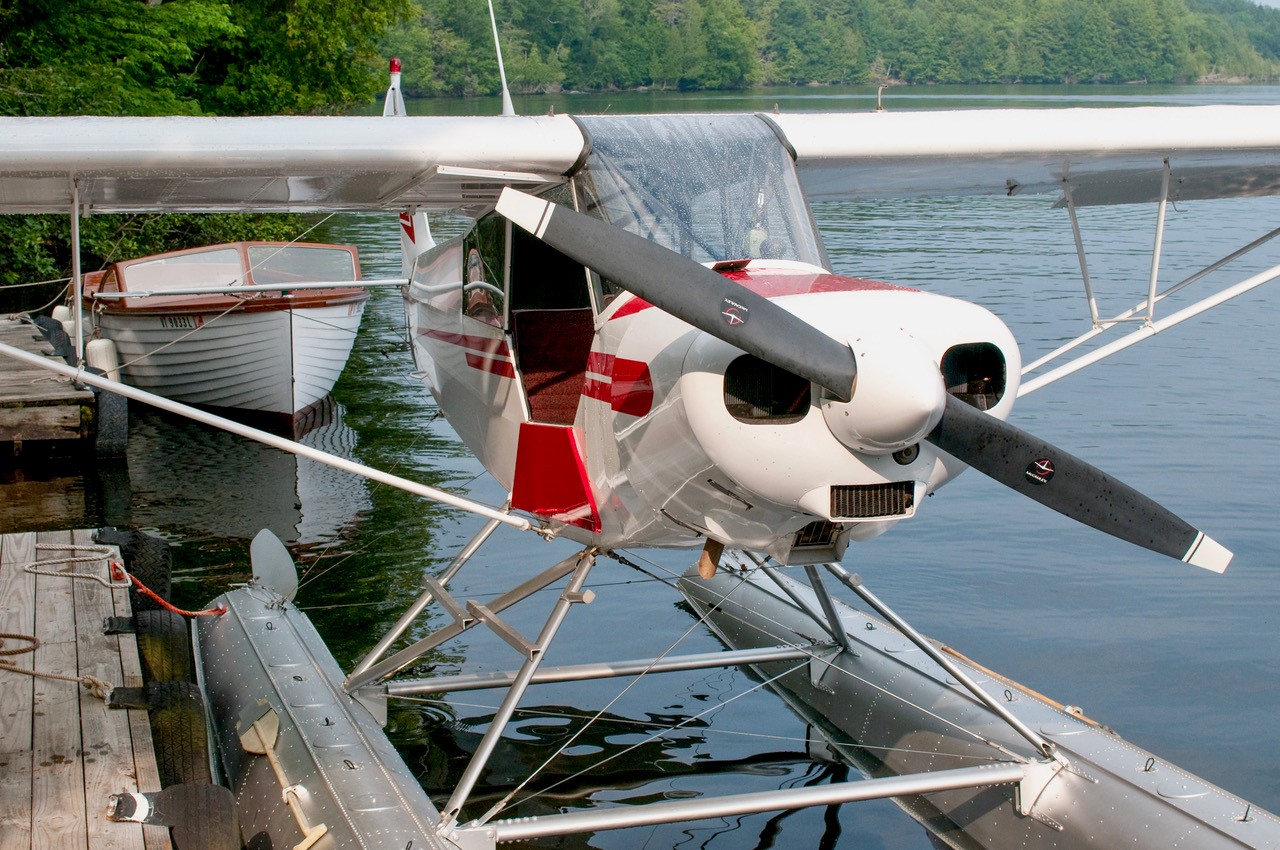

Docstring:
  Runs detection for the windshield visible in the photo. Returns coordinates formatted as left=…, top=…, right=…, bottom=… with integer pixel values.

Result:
left=573, top=114, right=824, bottom=267
left=247, top=245, right=356, bottom=285
left=122, top=247, right=243, bottom=291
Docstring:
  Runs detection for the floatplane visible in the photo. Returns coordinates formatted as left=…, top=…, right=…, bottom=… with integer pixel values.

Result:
left=3, top=50, right=1280, bottom=848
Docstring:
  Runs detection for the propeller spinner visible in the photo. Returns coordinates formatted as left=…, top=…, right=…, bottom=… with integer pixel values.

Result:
left=495, top=188, right=1231, bottom=573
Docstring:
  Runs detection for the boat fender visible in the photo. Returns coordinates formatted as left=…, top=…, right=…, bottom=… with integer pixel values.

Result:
left=51, top=304, right=72, bottom=323
left=85, top=337, right=120, bottom=383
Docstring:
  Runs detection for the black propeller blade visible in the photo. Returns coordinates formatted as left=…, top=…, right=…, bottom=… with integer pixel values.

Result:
left=494, top=188, right=1230, bottom=572
left=495, top=188, right=856, bottom=402
left=929, top=394, right=1229, bottom=571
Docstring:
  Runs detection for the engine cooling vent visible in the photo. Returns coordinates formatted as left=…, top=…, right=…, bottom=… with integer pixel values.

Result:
left=794, top=520, right=839, bottom=549
left=830, top=482, right=915, bottom=519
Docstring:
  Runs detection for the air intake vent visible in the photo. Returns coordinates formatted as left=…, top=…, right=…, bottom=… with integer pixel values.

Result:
left=830, top=482, right=915, bottom=519
left=794, top=521, right=839, bottom=548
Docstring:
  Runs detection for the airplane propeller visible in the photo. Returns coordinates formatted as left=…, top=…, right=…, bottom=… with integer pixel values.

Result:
left=495, top=188, right=1231, bottom=573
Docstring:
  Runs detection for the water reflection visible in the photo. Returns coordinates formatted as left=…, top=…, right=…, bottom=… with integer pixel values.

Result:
left=126, top=399, right=371, bottom=548
left=399, top=701, right=854, bottom=850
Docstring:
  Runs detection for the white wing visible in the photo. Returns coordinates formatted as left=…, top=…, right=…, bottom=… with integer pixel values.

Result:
left=5, top=106, right=1280, bottom=214
left=770, top=105, right=1280, bottom=206
left=0, top=114, right=585, bottom=214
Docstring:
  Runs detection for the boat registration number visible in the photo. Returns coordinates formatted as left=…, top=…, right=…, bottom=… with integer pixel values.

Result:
left=159, top=316, right=203, bottom=330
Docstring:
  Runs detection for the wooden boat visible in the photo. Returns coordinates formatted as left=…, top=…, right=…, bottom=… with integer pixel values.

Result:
left=81, top=241, right=367, bottom=431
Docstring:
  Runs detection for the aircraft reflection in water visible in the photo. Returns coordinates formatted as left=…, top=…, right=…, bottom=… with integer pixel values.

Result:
left=403, top=700, right=855, bottom=850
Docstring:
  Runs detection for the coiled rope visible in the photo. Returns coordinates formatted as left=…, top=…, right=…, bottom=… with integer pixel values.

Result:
left=1, top=542, right=224, bottom=701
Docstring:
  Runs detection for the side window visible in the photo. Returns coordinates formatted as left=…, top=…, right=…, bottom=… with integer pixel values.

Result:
left=462, top=215, right=507, bottom=326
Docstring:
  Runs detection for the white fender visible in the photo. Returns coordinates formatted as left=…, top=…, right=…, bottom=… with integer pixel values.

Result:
left=85, top=337, right=120, bottom=383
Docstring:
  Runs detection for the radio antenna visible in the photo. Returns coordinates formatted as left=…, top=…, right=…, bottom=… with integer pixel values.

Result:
left=488, top=0, right=516, bottom=116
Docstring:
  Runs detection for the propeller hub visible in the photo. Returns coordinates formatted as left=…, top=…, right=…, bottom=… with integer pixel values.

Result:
left=821, top=329, right=945, bottom=455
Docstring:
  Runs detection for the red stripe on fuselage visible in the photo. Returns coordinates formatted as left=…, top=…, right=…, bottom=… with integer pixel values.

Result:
left=419, top=327, right=515, bottom=377
left=582, top=351, right=653, bottom=417
left=606, top=271, right=914, bottom=322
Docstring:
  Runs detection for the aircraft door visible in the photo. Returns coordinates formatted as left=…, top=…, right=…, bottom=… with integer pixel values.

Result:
left=507, top=188, right=595, bottom=426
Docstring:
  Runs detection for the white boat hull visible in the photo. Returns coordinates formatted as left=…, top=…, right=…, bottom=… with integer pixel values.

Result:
left=95, top=301, right=364, bottom=418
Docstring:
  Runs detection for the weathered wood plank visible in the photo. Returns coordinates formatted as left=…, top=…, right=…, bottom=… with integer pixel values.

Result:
left=72, top=529, right=146, bottom=850
left=0, top=531, right=37, bottom=848
left=31, top=530, right=88, bottom=850
left=0, top=317, right=95, bottom=447
left=0, top=407, right=87, bottom=443
left=110, top=555, right=173, bottom=850
left=0, top=382, right=94, bottom=404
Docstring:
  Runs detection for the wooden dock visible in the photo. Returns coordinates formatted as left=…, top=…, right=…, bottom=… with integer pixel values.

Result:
left=0, top=529, right=171, bottom=850
left=0, top=317, right=96, bottom=453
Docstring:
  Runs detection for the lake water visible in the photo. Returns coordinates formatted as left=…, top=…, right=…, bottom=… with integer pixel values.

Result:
left=5, top=85, right=1280, bottom=848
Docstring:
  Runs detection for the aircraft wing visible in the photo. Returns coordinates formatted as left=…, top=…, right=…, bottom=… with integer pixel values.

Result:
left=0, top=114, right=586, bottom=214
left=768, top=105, right=1280, bottom=206
left=4, top=106, right=1280, bottom=214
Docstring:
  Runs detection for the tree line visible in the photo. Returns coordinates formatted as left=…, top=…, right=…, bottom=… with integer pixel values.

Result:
left=4, top=0, right=1278, bottom=117
left=387, top=0, right=1280, bottom=95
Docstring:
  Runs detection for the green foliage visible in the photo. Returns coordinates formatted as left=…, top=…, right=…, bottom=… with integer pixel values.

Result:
left=0, top=212, right=308, bottom=287
left=381, top=0, right=1280, bottom=92
left=0, top=0, right=411, bottom=299
left=2, top=0, right=413, bottom=116
left=0, top=0, right=240, bottom=116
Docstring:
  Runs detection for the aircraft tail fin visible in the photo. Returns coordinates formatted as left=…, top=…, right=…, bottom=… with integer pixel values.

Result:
left=398, top=209, right=434, bottom=279
left=383, top=59, right=432, bottom=274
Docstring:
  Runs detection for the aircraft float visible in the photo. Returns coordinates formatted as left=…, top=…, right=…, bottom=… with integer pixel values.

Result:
left=2, top=52, right=1279, bottom=849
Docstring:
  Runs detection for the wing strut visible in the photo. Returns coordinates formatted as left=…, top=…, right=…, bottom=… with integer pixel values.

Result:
left=1025, top=171, right=1280, bottom=393
left=0, top=342, right=534, bottom=533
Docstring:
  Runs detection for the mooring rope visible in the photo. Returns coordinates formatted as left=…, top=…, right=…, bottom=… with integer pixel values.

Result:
left=0, top=642, right=115, bottom=701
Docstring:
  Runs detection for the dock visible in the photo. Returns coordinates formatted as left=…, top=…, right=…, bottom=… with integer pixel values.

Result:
left=0, top=317, right=97, bottom=454
left=0, top=529, right=171, bottom=850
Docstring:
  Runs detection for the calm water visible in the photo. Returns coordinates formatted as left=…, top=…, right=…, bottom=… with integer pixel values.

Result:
left=5, top=85, right=1280, bottom=848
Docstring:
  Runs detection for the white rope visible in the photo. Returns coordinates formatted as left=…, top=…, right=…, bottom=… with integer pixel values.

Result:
left=23, top=544, right=130, bottom=588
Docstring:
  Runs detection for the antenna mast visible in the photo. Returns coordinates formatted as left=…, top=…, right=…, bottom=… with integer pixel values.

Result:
left=488, top=0, right=516, bottom=116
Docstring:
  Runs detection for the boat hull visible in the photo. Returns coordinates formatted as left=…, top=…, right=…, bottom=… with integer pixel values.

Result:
left=94, top=300, right=364, bottom=419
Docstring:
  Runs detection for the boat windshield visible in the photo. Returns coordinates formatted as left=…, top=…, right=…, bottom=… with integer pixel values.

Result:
left=247, top=245, right=357, bottom=286
left=573, top=114, right=824, bottom=267
left=122, top=247, right=244, bottom=291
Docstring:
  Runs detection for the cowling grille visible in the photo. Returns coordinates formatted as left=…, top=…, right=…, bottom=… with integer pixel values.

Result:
left=830, top=482, right=915, bottom=519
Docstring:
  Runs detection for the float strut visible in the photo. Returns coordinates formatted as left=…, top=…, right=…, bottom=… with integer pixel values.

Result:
left=823, top=562, right=1057, bottom=760
left=438, top=548, right=598, bottom=833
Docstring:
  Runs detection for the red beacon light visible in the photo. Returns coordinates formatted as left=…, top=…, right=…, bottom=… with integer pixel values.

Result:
left=390, top=57, right=401, bottom=74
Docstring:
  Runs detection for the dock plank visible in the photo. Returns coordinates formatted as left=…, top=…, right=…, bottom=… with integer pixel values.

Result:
left=72, top=529, right=147, bottom=850
left=110, top=564, right=172, bottom=850
left=0, top=317, right=96, bottom=449
left=2, top=529, right=176, bottom=850
left=31, top=530, right=89, bottom=850
left=0, top=531, right=37, bottom=847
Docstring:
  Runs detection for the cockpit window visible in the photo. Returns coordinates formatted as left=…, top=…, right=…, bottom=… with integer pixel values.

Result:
left=573, top=115, right=824, bottom=268
left=461, top=214, right=506, bottom=326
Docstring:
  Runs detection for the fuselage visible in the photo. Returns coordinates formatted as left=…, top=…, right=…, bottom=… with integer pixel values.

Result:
left=404, top=115, right=1021, bottom=562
